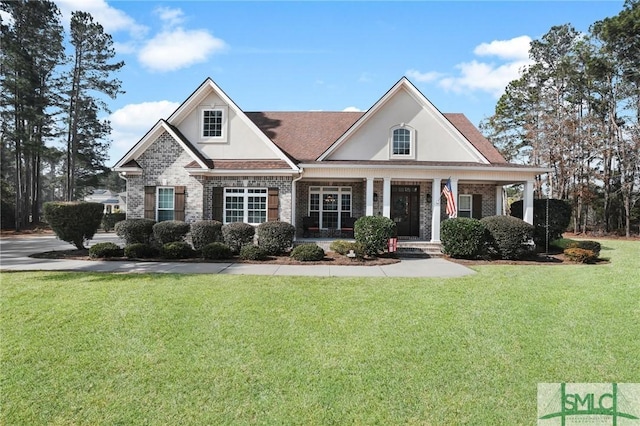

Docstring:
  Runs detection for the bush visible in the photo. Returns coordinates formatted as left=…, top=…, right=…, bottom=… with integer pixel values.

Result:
left=256, top=221, right=296, bottom=255
left=354, top=216, right=396, bottom=256
left=43, top=202, right=104, bottom=249
left=222, top=222, right=255, bottom=253
left=441, top=217, right=487, bottom=259
left=190, top=220, right=223, bottom=250
left=124, top=243, right=158, bottom=259
left=290, top=244, right=325, bottom=261
left=510, top=199, right=572, bottom=247
left=161, top=241, right=194, bottom=259
left=102, top=212, right=126, bottom=232
left=114, top=219, right=156, bottom=245
left=564, top=247, right=598, bottom=263
left=153, top=220, right=190, bottom=245
left=330, top=240, right=366, bottom=259
left=239, top=244, right=267, bottom=261
left=88, top=242, right=123, bottom=259
left=201, top=242, right=233, bottom=260
left=567, top=240, right=601, bottom=256
left=481, top=215, right=535, bottom=260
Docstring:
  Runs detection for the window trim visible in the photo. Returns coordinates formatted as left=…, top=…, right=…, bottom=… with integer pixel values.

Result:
left=458, top=194, right=472, bottom=218
left=199, top=106, right=228, bottom=143
left=156, top=186, right=175, bottom=222
left=223, top=187, right=268, bottom=225
left=389, top=125, right=416, bottom=159
left=308, top=186, right=352, bottom=229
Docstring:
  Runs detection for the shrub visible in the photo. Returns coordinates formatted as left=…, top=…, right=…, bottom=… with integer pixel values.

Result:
left=161, top=241, right=194, bottom=259
left=190, top=220, right=223, bottom=250
left=510, top=199, right=572, bottom=247
left=481, top=215, right=535, bottom=260
left=124, top=243, right=158, bottom=259
left=354, top=216, right=396, bottom=256
left=88, top=242, right=123, bottom=259
left=153, top=220, right=190, bottom=245
left=102, top=212, right=126, bottom=232
left=550, top=238, right=576, bottom=251
left=290, top=244, right=325, bottom=261
left=256, top=221, right=296, bottom=255
left=222, top=222, right=255, bottom=253
left=239, top=244, right=267, bottom=261
left=202, top=242, right=233, bottom=260
left=43, top=201, right=104, bottom=249
left=568, top=240, right=601, bottom=256
left=440, top=217, right=487, bottom=259
left=330, top=240, right=366, bottom=259
left=564, top=247, right=598, bottom=263
left=114, top=219, right=156, bottom=245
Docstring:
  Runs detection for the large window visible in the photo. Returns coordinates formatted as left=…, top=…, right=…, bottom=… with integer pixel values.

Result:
left=157, top=187, right=175, bottom=221
left=224, top=188, right=267, bottom=225
left=309, top=187, right=351, bottom=229
left=458, top=194, right=472, bottom=218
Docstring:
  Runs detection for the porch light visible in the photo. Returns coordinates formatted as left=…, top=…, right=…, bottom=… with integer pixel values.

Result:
left=426, top=193, right=432, bottom=203
left=373, top=192, right=378, bottom=202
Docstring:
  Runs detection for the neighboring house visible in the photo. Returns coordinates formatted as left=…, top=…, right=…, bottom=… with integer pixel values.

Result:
left=84, top=189, right=127, bottom=214
left=113, top=77, right=546, bottom=242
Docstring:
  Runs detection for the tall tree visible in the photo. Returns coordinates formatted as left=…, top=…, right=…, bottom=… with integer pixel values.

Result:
left=0, top=0, right=64, bottom=228
left=64, top=11, right=123, bottom=201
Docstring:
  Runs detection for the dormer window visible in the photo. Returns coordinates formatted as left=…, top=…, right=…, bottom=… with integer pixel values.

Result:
left=200, top=106, right=228, bottom=142
left=390, top=125, right=415, bottom=159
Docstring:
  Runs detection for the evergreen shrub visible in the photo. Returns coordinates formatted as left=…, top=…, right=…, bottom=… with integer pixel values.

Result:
left=290, top=244, right=325, bottom=261
left=124, top=243, right=158, bottom=259
left=510, top=199, right=571, bottom=247
left=481, top=215, right=535, bottom=260
left=222, top=222, right=255, bottom=253
left=102, top=212, right=126, bottom=232
left=354, top=216, right=396, bottom=256
left=190, top=220, right=223, bottom=250
left=88, top=242, right=123, bottom=259
left=239, top=244, right=267, bottom=261
left=257, top=221, right=296, bottom=255
left=330, top=240, right=366, bottom=259
left=161, top=241, right=194, bottom=259
left=568, top=240, right=601, bottom=256
left=202, top=242, right=233, bottom=260
left=114, top=219, right=156, bottom=245
left=43, top=201, right=104, bottom=249
left=153, top=220, right=190, bottom=245
left=564, top=247, right=598, bottom=263
left=441, top=217, right=487, bottom=259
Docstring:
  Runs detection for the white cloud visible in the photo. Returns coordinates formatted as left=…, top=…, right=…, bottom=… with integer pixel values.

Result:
left=55, top=0, right=147, bottom=38
left=109, top=101, right=180, bottom=160
left=138, top=28, right=227, bottom=72
left=406, top=69, right=444, bottom=83
left=342, top=106, right=361, bottom=112
left=154, top=6, right=185, bottom=28
left=474, top=35, right=532, bottom=60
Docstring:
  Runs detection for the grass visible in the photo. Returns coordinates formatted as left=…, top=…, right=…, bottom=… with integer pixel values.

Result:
left=1, top=239, right=639, bottom=425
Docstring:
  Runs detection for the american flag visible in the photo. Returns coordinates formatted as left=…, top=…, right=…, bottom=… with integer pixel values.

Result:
left=442, top=179, right=457, bottom=218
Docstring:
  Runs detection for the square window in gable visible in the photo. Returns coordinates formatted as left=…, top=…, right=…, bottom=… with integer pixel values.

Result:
left=200, top=106, right=228, bottom=143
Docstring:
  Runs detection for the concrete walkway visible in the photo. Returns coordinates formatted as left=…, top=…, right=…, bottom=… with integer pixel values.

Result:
left=0, top=234, right=474, bottom=278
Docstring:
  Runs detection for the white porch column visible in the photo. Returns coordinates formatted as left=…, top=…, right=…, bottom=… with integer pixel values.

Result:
left=431, top=178, right=441, bottom=242
left=495, top=185, right=504, bottom=216
left=382, top=177, right=391, bottom=218
left=523, top=180, right=534, bottom=224
left=365, top=177, right=374, bottom=216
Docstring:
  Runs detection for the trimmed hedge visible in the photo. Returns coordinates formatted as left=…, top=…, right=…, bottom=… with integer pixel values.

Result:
left=43, top=201, right=104, bottom=249
left=290, top=244, right=325, bottom=261
left=153, top=220, right=190, bottom=245
left=190, top=220, right=223, bottom=250
left=88, top=242, right=123, bottom=259
left=115, top=219, right=156, bottom=245
left=354, top=216, right=396, bottom=256
left=161, top=241, right=194, bottom=259
left=441, top=217, right=487, bottom=259
left=257, top=221, right=296, bottom=255
left=102, top=212, right=126, bottom=232
left=201, top=242, right=233, bottom=260
left=481, top=215, right=535, bottom=260
left=124, top=243, right=158, bottom=259
left=222, top=222, right=255, bottom=253
left=330, top=240, right=366, bottom=259
left=239, top=244, right=267, bottom=261
left=567, top=240, right=601, bottom=256
left=564, top=247, right=598, bottom=263
left=510, top=198, right=571, bottom=247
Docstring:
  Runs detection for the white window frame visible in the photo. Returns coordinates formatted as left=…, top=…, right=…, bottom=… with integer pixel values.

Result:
left=458, top=194, right=472, bottom=218
left=223, top=187, right=268, bottom=225
left=308, top=186, right=352, bottom=229
left=390, top=125, right=416, bottom=159
left=200, top=106, right=228, bottom=143
left=157, top=187, right=175, bottom=222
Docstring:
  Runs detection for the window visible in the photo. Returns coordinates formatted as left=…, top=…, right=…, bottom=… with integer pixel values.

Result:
left=157, top=187, right=175, bottom=221
left=200, top=106, right=228, bottom=142
left=309, top=187, right=351, bottom=229
left=390, top=125, right=415, bottom=159
left=458, top=194, right=472, bottom=218
left=224, top=188, right=267, bottom=225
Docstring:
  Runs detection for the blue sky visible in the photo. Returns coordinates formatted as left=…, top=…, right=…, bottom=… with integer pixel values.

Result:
left=44, top=1, right=626, bottom=164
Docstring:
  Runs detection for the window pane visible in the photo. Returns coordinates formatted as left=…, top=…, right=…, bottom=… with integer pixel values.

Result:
left=158, top=210, right=174, bottom=221
left=341, top=194, right=351, bottom=212
left=203, top=110, right=222, bottom=137
left=459, top=195, right=472, bottom=210
left=323, top=193, right=338, bottom=211
left=393, top=128, right=411, bottom=155
left=323, top=212, right=338, bottom=229
left=158, top=188, right=174, bottom=209
left=309, top=193, right=320, bottom=211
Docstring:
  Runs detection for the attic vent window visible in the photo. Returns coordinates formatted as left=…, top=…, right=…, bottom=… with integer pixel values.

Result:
left=390, top=125, right=415, bottom=159
left=203, top=109, right=223, bottom=137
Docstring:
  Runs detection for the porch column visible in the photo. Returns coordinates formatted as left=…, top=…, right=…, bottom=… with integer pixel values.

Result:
left=431, top=178, right=441, bottom=242
left=495, top=185, right=504, bottom=216
left=365, top=177, right=374, bottom=216
left=523, top=180, right=534, bottom=224
left=382, top=177, right=391, bottom=218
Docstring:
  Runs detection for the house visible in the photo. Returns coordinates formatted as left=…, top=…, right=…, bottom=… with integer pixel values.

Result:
left=84, top=189, right=126, bottom=214
left=113, top=77, right=546, bottom=242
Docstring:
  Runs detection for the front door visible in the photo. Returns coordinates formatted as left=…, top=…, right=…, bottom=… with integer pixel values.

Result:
left=391, top=186, right=420, bottom=237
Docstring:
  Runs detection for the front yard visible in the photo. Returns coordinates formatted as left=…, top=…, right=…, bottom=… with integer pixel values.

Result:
left=1, top=240, right=638, bottom=424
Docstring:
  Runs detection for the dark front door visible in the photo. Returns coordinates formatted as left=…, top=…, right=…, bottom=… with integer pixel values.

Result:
left=391, top=186, right=420, bottom=237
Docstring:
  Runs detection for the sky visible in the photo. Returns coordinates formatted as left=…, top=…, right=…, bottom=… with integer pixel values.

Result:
left=29, top=1, right=630, bottom=164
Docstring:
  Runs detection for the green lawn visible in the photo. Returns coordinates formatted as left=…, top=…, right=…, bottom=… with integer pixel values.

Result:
left=1, top=240, right=639, bottom=425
